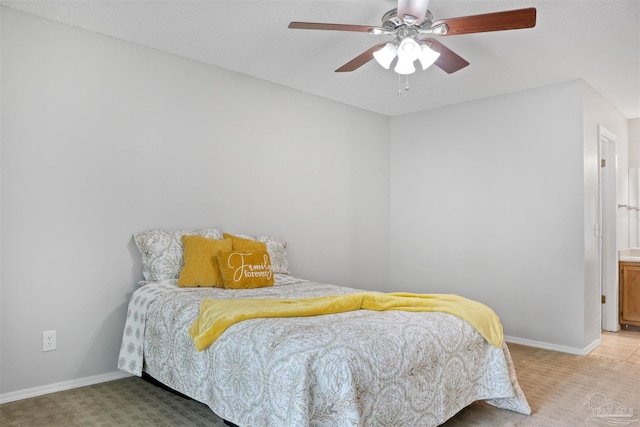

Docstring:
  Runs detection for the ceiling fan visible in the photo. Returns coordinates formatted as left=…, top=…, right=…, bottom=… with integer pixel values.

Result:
left=288, top=0, right=536, bottom=76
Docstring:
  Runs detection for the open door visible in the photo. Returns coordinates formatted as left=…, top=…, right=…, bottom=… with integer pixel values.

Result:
left=599, top=125, right=619, bottom=332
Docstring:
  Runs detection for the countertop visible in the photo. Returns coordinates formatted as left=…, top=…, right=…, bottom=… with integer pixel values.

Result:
left=619, top=248, right=640, bottom=263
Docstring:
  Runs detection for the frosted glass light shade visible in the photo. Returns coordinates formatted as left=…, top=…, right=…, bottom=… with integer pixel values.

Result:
left=418, top=44, right=440, bottom=70
left=394, top=57, right=416, bottom=75
left=397, top=37, right=420, bottom=61
left=373, top=43, right=398, bottom=69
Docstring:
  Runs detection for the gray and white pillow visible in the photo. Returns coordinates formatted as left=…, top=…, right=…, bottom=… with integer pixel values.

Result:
left=133, top=228, right=222, bottom=280
left=255, top=235, right=290, bottom=275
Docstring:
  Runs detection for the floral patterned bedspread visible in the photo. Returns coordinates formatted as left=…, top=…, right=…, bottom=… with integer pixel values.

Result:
left=118, top=275, right=530, bottom=426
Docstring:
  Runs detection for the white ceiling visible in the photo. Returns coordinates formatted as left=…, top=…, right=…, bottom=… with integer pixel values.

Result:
left=2, top=0, right=639, bottom=118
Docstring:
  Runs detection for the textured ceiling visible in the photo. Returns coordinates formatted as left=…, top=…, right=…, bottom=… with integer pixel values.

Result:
left=2, top=0, right=639, bottom=118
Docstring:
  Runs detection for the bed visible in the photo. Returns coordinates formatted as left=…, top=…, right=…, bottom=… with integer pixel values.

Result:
left=118, top=228, right=530, bottom=426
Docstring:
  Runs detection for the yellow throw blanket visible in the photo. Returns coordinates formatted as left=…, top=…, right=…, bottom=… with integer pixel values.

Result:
left=189, top=292, right=504, bottom=351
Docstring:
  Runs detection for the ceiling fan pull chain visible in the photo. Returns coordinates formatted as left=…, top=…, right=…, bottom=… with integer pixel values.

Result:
left=398, top=74, right=412, bottom=96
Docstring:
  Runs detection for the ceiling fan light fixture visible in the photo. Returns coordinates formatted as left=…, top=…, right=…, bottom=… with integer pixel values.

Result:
left=373, top=43, right=398, bottom=69
left=289, top=5, right=537, bottom=84
left=418, top=43, right=440, bottom=70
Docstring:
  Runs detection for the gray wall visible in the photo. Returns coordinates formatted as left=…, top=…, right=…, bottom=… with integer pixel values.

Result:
left=0, top=8, right=390, bottom=395
left=389, top=81, right=628, bottom=352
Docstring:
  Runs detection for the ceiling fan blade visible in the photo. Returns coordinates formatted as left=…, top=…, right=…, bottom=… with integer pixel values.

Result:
left=335, top=43, right=387, bottom=72
left=432, top=7, right=536, bottom=36
left=422, top=38, right=469, bottom=74
left=288, top=22, right=376, bottom=32
left=397, top=0, right=431, bottom=25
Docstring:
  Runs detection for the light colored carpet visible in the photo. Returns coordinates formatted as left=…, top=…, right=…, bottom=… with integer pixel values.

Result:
left=1, top=343, right=638, bottom=426
left=443, top=343, right=640, bottom=426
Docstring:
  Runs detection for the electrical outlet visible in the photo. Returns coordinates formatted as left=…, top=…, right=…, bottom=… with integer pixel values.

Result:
left=42, top=330, right=56, bottom=352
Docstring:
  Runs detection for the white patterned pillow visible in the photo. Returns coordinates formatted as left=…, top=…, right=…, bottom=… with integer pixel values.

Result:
left=256, top=236, right=290, bottom=275
left=133, top=228, right=223, bottom=280
left=227, top=234, right=290, bottom=275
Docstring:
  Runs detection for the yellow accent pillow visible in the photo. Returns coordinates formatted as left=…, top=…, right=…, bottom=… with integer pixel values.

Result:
left=223, top=233, right=267, bottom=252
left=178, top=236, right=232, bottom=287
left=217, top=250, right=274, bottom=289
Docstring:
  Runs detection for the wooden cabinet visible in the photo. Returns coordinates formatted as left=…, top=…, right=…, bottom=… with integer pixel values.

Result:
left=619, top=262, right=640, bottom=327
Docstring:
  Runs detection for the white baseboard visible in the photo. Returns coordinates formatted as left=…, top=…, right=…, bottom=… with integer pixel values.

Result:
left=505, top=335, right=602, bottom=356
left=0, top=370, right=133, bottom=404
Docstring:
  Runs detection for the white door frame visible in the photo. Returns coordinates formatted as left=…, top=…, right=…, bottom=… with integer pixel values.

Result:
left=598, top=125, right=619, bottom=332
